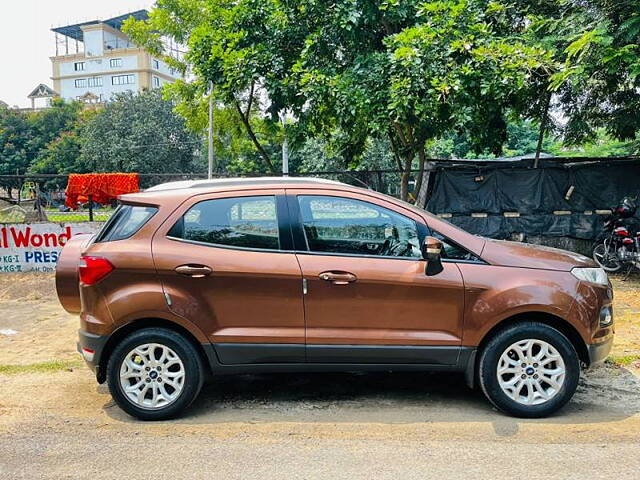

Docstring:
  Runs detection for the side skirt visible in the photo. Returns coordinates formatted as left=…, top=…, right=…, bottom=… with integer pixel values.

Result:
left=204, top=343, right=476, bottom=376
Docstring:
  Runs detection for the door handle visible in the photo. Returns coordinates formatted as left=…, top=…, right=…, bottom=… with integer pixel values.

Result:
left=175, top=264, right=212, bottom=278
left=319, top=271, right=357, bottom=285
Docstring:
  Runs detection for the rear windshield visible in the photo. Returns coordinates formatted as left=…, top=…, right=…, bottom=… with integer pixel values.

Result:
left=95, top=205, right=157, bottom=242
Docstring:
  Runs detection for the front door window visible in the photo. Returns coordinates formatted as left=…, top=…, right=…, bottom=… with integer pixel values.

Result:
left=297, top=195, right=421, bottom=258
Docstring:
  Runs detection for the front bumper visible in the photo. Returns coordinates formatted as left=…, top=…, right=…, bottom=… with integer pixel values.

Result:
left=587, top=336, right=613, bottom=365
left=77, top=329, right=109, bottom=381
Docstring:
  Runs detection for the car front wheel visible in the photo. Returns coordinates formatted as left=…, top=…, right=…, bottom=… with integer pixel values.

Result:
left=107, top=328, right=204, bottom=421
left=478, top=322, right=580, bottom=418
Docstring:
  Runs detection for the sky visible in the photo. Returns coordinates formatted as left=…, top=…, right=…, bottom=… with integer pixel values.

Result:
left=0, top=0, right=154, bottom=107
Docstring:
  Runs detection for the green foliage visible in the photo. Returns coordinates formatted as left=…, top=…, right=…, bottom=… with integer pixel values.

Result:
left=294, top=137, right=396, bottom=173
left=417, top=120, right=554, bottom=159
left=547, top=129, right=635, bottom=158
left=291, top=0, right=555, bottom=198
left=0, top=106, right=32, bottom=178
left=29, top=99, right=83, bottom=151
left=0, top=91, right=205, bottom=188
left=2, top=0, right=638, bottom=198
left=0, top=100, right=82, bottom=176
left=0, top=100, right=83, bottom=193
left=528, top=1, right=640, bottom=145
left=125, top=0, right=297, bottom=173
left=30, top=131, right=84, bottom=174
left=166, top=82, right=283, bottom=174
left=79, top=90, right=203, bottom=174
left=127, top=0, right=555, bottom=199
left=29, top=106, right=95, bottom=175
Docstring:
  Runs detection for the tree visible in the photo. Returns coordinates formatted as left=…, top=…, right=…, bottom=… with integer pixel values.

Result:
left=0, top=99, right=82, bottom=174
left=28, top=99, right=83, bottom=153
left=294, top=0, right=555, bottom=200
left=124, top=0, right=301, bottom=174
left=521, top=1, right=640, bottom=151
left=30, top=131, right=84, bottom=175
left=0, top=106, right=32, bottom=197
left=294, top=136, right=396, bottom=173
left=126, top=0, right=554, bottom=201
left=149, top=85, right=283, bottom=175
left=79, top=89, right=203, bottom=174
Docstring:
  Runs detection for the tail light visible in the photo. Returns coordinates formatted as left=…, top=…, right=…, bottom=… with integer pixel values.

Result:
left=614, top=227, right=630, bottom=237
left=78, top=256, right=114, bottom=285
left=622, top=238, right=634, bottom=245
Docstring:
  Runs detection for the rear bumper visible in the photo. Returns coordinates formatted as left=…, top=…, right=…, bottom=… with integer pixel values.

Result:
left=77, top=329, right=109, bottom=381
left=587, top=336, right=613, bottom=366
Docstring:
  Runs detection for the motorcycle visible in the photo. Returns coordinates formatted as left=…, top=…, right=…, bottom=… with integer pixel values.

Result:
left=593, top=196, right=640, bottom=273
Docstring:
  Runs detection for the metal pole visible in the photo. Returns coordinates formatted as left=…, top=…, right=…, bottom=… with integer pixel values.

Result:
left=207, top=82, right=214, bottom=179
left=281, top=114, right=289, bottom=176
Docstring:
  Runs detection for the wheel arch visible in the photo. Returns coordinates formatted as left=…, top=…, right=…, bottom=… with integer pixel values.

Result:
left=466, top=311, right=590, bottom=390
left=478, top=312, right=589, bottom=365
left=97, top=318, right=212, bottom=383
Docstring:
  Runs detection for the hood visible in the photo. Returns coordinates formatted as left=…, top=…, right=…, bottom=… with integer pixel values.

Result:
left=480, top=239, right=596, bottom=271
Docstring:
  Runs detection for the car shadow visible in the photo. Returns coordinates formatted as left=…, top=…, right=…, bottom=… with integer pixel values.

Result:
left=102, top=363, right=640, bottom=434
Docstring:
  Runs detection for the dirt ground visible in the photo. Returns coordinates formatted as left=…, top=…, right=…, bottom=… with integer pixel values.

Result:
left=1, top=272, right=640, bottom=479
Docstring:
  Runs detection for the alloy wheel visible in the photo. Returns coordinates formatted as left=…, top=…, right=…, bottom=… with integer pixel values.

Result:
left=496, top=339, right=566, bottom=406
left=119, top=343, right=185, bottom=410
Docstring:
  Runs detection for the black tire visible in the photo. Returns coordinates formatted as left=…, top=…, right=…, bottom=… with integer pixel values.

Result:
left=107, top=328, right=204, bottom=421
left=593, top=242, right=622, bottom=272
left=478, top=322, right=580, bottom=418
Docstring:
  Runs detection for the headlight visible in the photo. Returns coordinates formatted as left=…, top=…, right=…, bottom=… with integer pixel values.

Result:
left=571, top=267, right=608, bottom=286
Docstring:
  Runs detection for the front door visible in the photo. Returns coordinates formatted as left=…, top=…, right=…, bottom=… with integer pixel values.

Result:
left=152, top=190, right=305, bottom=364
left=287, top=190, right=465, bottom=365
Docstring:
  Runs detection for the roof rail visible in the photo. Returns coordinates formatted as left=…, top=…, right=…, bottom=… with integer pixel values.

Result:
left=145, top=176, right=345, bottom=192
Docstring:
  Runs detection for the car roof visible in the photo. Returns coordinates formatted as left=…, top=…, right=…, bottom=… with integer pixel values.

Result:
left=119, top=176, right=354, bottom=206
left=145, top=176, right=344, bottom=192
left=119, top=175, right=487, bottom=256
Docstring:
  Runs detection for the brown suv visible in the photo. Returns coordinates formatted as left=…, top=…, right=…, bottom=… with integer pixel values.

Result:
left=56, top=177, right=614, bottom=420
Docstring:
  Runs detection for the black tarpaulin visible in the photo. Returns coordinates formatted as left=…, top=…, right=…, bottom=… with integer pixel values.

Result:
left=426, top=159, right=640, bottom=240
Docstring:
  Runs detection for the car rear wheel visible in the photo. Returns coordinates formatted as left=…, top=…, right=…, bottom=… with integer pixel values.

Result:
left=107, top=328, right=204, bottom=421
left=478, top=322, right=580, bottom=418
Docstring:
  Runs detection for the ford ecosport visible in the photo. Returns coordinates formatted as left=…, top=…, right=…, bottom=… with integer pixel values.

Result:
left=55, top=177, right=614, bottom=420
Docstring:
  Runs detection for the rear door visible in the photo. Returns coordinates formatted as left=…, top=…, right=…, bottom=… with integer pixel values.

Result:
left=152, top=189, right=305, bottom=364
left=287, top=189, right=465, bottom=365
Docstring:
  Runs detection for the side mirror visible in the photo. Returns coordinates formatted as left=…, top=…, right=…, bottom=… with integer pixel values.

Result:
left=422, top=236, right=444, bottom=276
left=422, top=236, right=442, bottom=261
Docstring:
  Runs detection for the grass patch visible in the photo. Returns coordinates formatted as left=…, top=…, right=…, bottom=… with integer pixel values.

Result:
left=0, top=359, right=82, bottom=375
left=45, top=213, right=111, bottom=223
left=606, top=354, right=640, bottom=366
left=43, top=207, right=113, bottom=223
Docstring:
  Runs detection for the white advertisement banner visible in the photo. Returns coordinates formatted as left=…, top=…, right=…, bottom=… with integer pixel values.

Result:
left=0, top=223, right=103, bottom=273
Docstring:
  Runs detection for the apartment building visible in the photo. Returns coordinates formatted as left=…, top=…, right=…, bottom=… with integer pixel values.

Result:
left=50, top=10, right=181, bottom=103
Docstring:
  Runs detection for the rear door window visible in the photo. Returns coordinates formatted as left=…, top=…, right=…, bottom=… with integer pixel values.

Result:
left=168, top=195, right=280, bottom=250
left=95, top=205, right=157, bottom=242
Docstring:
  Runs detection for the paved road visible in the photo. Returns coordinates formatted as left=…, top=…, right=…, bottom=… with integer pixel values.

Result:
left=1, top=365, right=640, bottom=479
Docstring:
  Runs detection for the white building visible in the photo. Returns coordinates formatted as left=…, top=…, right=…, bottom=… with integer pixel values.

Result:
left=50, top=10, right=181, bottom=103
